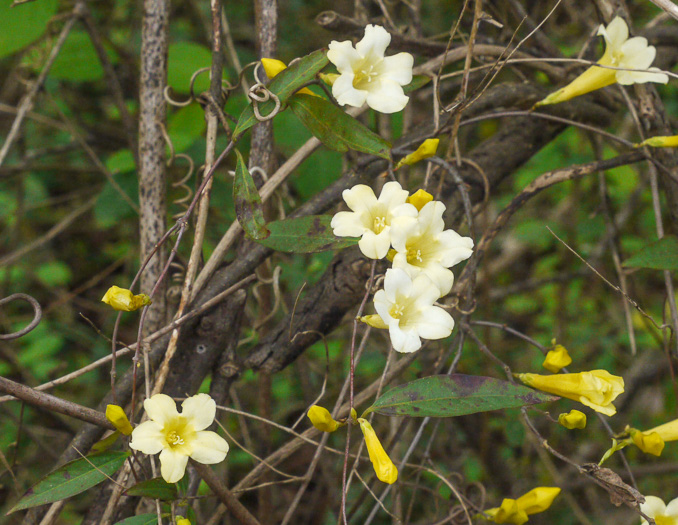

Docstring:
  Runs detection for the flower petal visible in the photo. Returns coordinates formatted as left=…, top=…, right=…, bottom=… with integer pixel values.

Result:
left=356, top=24, right=391, bottom=61
left=365, top=80, right=409, bottom=113
left=327, top=40, right=361, bottom=74
left=331, top=211, right=368, bottom=237
left=374, top=290, right=393, bottom=323
left=129, top=421, right=165, bottom=455
left=181, top=393, right=216, bottom=431
left=378, top=181, right=409, bottom=209
left=333, top=72, right=368, bottom=108
left=641, top=495, right=667, bottom=522
left=665, top=496, right=678, bottom=517
left=384, top=268, right=413, bottom=300
left=379, top=53, right=414, bottom=85
left=144, top=394, right=179, bottom=426
left=342, top=185, right=377, bottom=213
left=358, top=229, right=391, bottom=259
left=598, top=17, right=628, bottom=50
left=159, top=448, right=189, bottom=483
left=436, top=230, right=474, bottom=267
left=389, top=323, right=421, bottom=353
left=416, top=263, right=454, bottom=296
left=616, top=67, right=668, bottom=85
left=413, top=306, right=455, bottom=340
left=620, top=37, right=655, bottom=69
left=189, top=431, right=230, bottom=464
left=411, top=272, right=441, bottom=305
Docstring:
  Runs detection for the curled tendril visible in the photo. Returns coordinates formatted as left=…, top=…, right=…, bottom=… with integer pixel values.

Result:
left=248, top=83, right=281, bottom=122
left=0, top=293, right=42, bottom=340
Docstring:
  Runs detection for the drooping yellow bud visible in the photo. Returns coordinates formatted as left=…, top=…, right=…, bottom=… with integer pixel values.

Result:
left=176, top=518, right=191, bottom=525
left=358, top=418, right=398, bottom=484
left=631, top=429, right=666, bottom=456
left=636, top=135, right=678, bottom=148
left=101, top=286, right=152, bottom=312
left=542, top=344, right=572, bottom=373
left=307, top=405, right=340, bottom=432
left=359, top=314, right=388, bottom=329
left=558, top=410, right=587, bottom=430
left=485, top=498, right=528, bottom=525
left=396, top=139, right=440, bottom=169
left=484, top=487, right=560, bottom=524
left=406, top=189, right=434, bottom=211
left=261, top=57, right=315, bottom=96
left=105, top=404, right=133, bottom=435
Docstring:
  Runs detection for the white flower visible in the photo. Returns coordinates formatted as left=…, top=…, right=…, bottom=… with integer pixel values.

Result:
left=327, top=24, right=413, bottom=113
left=640, top=495, right=678, bottom=525
left=129, top=393, right=229, bottom=483
left=373, top=268, right=455, bottom=353
left=331, top=181, right=417, bottom=259
left=391, top=201, right=473, bottom=296
left=536, top=17, right=668, bottom=107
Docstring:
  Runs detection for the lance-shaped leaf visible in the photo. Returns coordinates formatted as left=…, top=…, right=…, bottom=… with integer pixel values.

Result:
left=288, top=94, right=391, bottom=159
left=623, top=235, right=678, bottom=271
left=233, top=150, right=269, bottom=240
left=234, top=49, right=329, bottom=139
left=10, top=450, right=130, bottom=512
left=115, top=514, right=162, bottom=525
left=255, top=215, right=358, bottom=253
left=126, top=477, right=178, bottom=501
left=363, top=375, right=557, bottom=418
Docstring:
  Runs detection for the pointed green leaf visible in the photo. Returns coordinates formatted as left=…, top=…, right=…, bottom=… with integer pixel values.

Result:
left=115, top=514, right=161, bottom=525
left=10, top=451, right=130, bottom=512
left=288, top=94, right=391, bottom=159
left=233, top=49, right=329, bottom=139
left=403, top=75, right=431, bottom=94
left=363, top=375, right=557, bottom=418
left=255, top=215, right=358, bottom=253
left=126, top=477, right=178, bottom=501
left=623, top=235, right=678, bottom=270
left=233, top=150, right=269, bottom=240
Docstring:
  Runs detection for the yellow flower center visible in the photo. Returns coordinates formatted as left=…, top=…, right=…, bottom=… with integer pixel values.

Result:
left=373, top=216, right=387, bottom=234
left=655, top=516, right=676, bottom=525
left=390, top=304, right=405, bottom=320
left=406, top=247, right=423, bottom=265
left=353, top=64, right=379, bottom=89
left=167, top=430, right=185, bottom=447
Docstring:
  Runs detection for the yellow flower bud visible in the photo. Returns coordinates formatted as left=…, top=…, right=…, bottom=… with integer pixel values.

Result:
left=359, top=314, right=388, bottom=330
left=485, top=487, right=560, bottom=524
left=485, top=498, right=528, bottom=525
left=636, top=135, right=678, bottom=148
left=101, top=286, right=151, bottom=312
left=406, top=189, right=434, bottom=212
left=350, top=407, right=358, bottom=422
left=176, top=518, right=191, bottom=525
left=542, top=344, right=572, bottom=373
left=517, top=370, right=624, bottom=416
left=105, top=404, right=133, bottom=435
left=396, top=139, right=439, bottom=169
left=558, top=410, right=587, bottom=430
left=631, top=429, right=666, bottom=456
left=307, top=405, right=340, bottom=433
left=261, top=57, right=315, bottom=96
left=358, top=418, right=398, bottom=484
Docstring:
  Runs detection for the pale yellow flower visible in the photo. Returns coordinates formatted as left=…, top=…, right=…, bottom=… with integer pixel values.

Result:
left=101, top=286, right=151, bottom=312
left=307, top=405, right=341, bottom=433
left=129, top=393, right=229, bottom=483
left=485, top=487, right=561, bottom=524
left=542, top=344, right=572, bottom=373
left=517, top=370, right=624, bottom=416
left=558, top=410, right=587, bottom=430
left=640, top=495, right=678, bottom=525
left=358, top=418, right=397, bottom=484
left=105, top=404, right=133, bottom=436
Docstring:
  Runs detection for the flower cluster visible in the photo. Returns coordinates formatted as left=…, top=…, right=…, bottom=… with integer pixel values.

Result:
left=332, top=183, right=473, bottom=353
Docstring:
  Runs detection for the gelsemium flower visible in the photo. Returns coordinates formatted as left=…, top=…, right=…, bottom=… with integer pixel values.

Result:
left=485, top=487, right=561, bottom=524
left=373, top=268, right=455, bottom=353
left=631, top=429, right=665, bottom=456
left=358, top=418, right=397, bottom=484
left=331, top=181, right=417, bottom=259
left=558, top=410, right=587, bottom=430
left=105, top=404, right=133, bottom=435
left=535, top=17, right=668, bottom=107
left=102, top=286, right=151, bottom=312
left=542, top=344, right=572, bottom=373
left=395, top=139, right=439, bottom=169
left=307, top=405, right=341, bottom=433
left=517, top=370, right=624, bottom=416
left=327, top=24, right=413, bottom=113
left=129, top=393, right=229, bottom=483
left=640, top=495, right=678, bottom=525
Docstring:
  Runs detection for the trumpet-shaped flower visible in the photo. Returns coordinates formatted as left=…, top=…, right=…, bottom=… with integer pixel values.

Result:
left=373, top=268, right=455, bottom=353
left=558, top=410, right=587, bottom=430
left=631, top=429, right=665, bottom=456
left=517, top=370, right=624, bottom=416
left=485, top=487, right=561, bottom=524
left=307, top=405, right=341, bottom=432
left=331, top=182, right=417, bottom=259
left=391, top=201, right=473, bottom=296
left=542, top=344, right=572, bottom=373
left=640, top=495, right=678, bottom=525
left=358, top=418, right=397, bottom=484
left=129, top=393, right=229, bottom=483
left=535, top=17, right=668, bottom=107
left=327, top=24, right=413, bottom=113
left=105, top=404, right=133, bottom=435
left=101, top=286, right=151, bottom=312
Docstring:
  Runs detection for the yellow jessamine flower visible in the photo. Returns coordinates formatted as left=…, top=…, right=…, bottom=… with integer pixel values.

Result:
left=395, top=139, right=440, bottom=169
left=631, top=429, right=665, bottom=456
left=535, top=17, right=668, bottom=108
left=105, top=404, right=133, bottom=435
left=260, top=58, right=315, bottom=96
left=406, top=189, right=434, bottom=211
left=358, top=418, right=398, bottom=484
left=485, top=487, right=561, bottom=524
left=101, top=286, right=151, bottom=312
left=640, top=495, right=678, bottom=525
left=542, top=344, right=572, bottom=373
left=307, top=405, right=341, bottom=432
left=636, top=135, right=678, bottom=148
left=558, top=410, right=587, bottom=430
left=517, top=370, right=624, bottom=416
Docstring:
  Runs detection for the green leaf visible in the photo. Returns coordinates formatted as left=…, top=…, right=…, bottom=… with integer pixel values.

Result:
left=233, top=150, right=269, bottom=240
left=168, top=103, right=207, bottom=153
left=363, top=375, right=557, bottom=418
left=168, top=42, right=212, bottom=94
left=115, top=514, right=161, bottom=525
left=255, top=215, right=358, bottom=253
left=403, top=75, right=430, bottom=94
left=623, top=235, right=678, bottom=271
left=10, top=451, right=130, bottom=512
left=50, top=31, right=106, bottom=82
left=288, top=94, right=391, bottom=159
left=0, top=0, right=58, bottom=59
left=233, top=49, right=329, bottom=139
left=126, top=477, right=178, bottom=501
